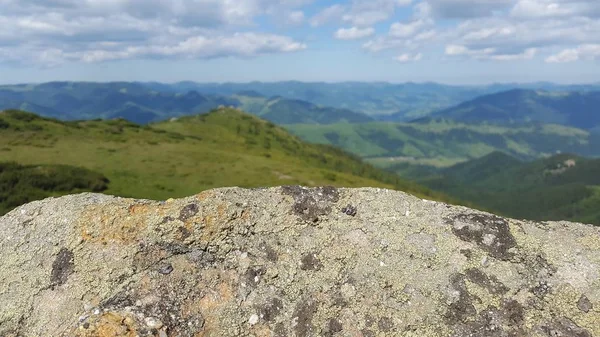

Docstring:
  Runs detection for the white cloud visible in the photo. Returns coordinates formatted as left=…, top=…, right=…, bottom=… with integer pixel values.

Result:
left=440, top=11, right=600, bottom=62
left=511, top=0, right=600, bottom=19
left=389, top=19, right=428, bottom=38
left=0, top=0, right=311, bottom=65
left=546, top=44, right=600, bottom=62
left=445, top=44, right=537, bottom=60
left=0, top=32, right=306, bottom=65
left=334, top=26, right=375, bottom=40
left=3, top=0, right=600, bottom=67
left=287, top=10, right=305, bottom=25
left=511, top=0, right=574, bottom=18
left=309, top=4, right=345, bottom=26
left=490, top=48, right=537, bottom=60
left=362, top=3, right=435, bottom=54
left=394, top=52, right=422, bottom=62
left=310, top=0, right=412, bottom=27
left=425, top=0, right=513, bottom=19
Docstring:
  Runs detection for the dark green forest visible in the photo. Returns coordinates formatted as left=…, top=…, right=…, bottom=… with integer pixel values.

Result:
left=0, top=162, right=109, bottom=215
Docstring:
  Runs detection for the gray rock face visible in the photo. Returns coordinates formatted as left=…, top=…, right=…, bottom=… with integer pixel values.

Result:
left=1, top=187, right=599, bottom=337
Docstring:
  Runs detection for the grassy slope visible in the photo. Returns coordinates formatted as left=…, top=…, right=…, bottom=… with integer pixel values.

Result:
left=285, top=120, right=600, bottom=166
left=0, top=109, right=452, bottom=204
left=411, top=151, right=600, bottom=224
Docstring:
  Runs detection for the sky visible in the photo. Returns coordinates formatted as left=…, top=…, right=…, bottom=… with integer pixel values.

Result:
left=1, top=0, right=600, bottom=84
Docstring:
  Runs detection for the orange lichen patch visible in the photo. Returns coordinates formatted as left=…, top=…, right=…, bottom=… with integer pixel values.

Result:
left=199, top=282, right=234, bottom=311
left=196, top=190, right=215, bottom=202
left=252, top=324, right=273, bottom=337
left=127, top=204, right=151, bottom=215
left=217, top=204, right=226, bottom=218
left=78, top=205, right=154, bottom=244
left=181, top=297, right=203, bottom=320
left=76, top=312, right=138, bottom=337
left=197, top=281, right=235, bottom=336
left=251, top=325, right=272, bottom=337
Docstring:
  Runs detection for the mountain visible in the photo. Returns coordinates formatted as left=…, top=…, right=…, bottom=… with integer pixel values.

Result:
left=285, top=119, right=600, bottom=166
left=0, top=82, right=372, bottom=125
left=0, top=82, right=238, bottom=123
left=0, top=109, right=453, bottom=213
left=5, top=81, right=600, bottom=123
left=143, top=81, right=500, bottom=120
left=142, top=81, right=600, bottom=120
left=426, top=89, right=600, bottom=130
left=235, top=95, right=373, bottom=124
left=411, top=151, right=600, bottom=224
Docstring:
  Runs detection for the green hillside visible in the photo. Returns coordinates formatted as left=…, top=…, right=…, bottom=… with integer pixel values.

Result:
left=427, top=89, right=600, bottom=130
left=0, top=109, right=452, bottom=211
left=0, top=162, right=109, bottom=215
left=410, top=152, right=600, bottom=225
left=285, top=120, right=600, bottom=166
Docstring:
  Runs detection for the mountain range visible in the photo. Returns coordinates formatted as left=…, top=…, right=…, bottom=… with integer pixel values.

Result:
left=424, top=89, right=600, bottom=131
left=142, top=81, right=600, bottom=120
left=0, top=82, right=373, bottom=125
left=4, top=81, right=600, bottom=124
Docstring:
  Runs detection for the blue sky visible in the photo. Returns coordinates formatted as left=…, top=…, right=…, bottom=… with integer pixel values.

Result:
left=1, top=0, right=599, bottom=84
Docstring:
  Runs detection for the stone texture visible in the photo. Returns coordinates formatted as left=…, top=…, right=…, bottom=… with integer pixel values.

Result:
left=0, top=187, right=599, bottom=337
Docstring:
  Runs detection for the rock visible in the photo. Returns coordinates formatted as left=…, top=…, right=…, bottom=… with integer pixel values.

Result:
left=0, top=186, right=599, bottom=336
left=248, top=314, right=259, bottom=325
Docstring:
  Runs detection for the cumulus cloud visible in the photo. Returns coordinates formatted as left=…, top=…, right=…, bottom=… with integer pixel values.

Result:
left=445, top=44, right=537, bottom=60
left=3, top=0, right=600, bottom=67
left=310, top=0, right=412, bottom=27
left=0, top=0, right=311, bottom=65
left=334, top=27, right=375, bottom=40
left=0, top=32, right=306, bottom=65
left=546, top=44, right=600, bottom=62
left=440, top=5, right=600, bottom=62
left=286, top=11, right=306, bottom=25
left=424, top=0, right=513, bottom=19
left=389, top=19, right=429, bottom=38
left=511, top=0, right=600, bottom=19
left=309, top=4, right=345, bottom=26
left=362, top=2, right=436, bottom=54
left=394, top=52, right=423, bottom=62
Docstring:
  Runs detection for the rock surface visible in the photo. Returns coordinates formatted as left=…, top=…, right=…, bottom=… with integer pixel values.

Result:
left=1, top=186, right=599, bottom=337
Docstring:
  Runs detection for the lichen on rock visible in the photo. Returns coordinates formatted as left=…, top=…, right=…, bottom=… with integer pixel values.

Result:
left=0, top=187, right=599, bottom=336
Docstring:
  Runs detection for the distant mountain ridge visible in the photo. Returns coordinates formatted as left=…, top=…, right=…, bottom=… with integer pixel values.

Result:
left=141, top=80, right=600, bottom=120
left=0, top=82, right=372, bottom=125
left=425, top=89, right=600, bottom=130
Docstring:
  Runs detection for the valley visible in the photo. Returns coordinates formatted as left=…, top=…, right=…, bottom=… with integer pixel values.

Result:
left=0, top=108, right=452, bottom=215
left=408, top=152, right=600, bottom=225
left=1, top=81, right=600, bottom=225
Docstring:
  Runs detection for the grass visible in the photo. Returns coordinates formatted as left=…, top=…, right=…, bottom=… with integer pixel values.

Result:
left=284, top=120, right=600, bottom=164
left=0, top=109, right=457, bottom=211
